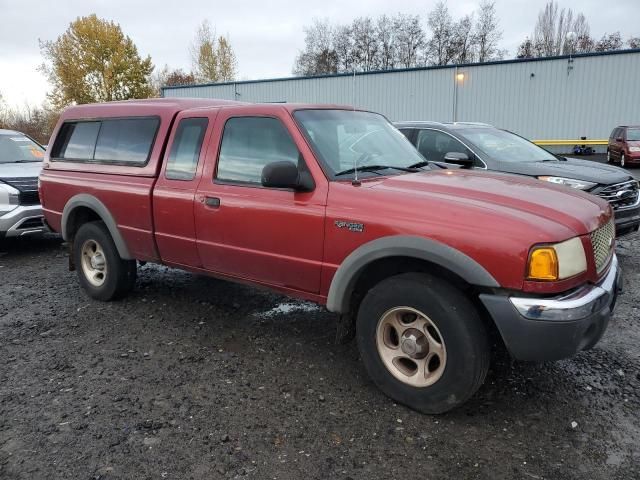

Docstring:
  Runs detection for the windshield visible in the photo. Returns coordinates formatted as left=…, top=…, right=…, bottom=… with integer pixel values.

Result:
left=627, top=129, right=640, bottom=141
left=294, top=109, right=426, bottom=178
left=459, top=128, right=557, bottom=163
left=0, top=134, right=45, bottom=163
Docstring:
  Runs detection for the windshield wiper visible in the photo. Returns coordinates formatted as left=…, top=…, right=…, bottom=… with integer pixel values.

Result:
left=407, top=160, right=430, bottom=169
left=335, top=165, right=418, bottom=177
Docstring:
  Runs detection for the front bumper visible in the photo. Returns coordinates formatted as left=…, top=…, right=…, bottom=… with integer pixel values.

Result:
left=480, top=255, right=622, bottom=361
left=0, top=204, right=49, bottom=238
left=614, top=200, right=640, bottom=236
left=624, top=153, right=640, bottom=163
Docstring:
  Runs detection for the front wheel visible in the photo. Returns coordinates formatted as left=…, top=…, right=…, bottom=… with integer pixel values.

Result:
left=621, top=153, right=626, bottom=168
left=607, top=150, right=612, bottom=163
left=73, top=221, right=137, bottom=301
left=356, top=273, right=490, bottom=414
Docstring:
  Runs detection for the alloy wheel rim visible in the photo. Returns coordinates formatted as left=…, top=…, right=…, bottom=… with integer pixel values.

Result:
left=375, top=306, right=447, bottom=387
left=621, top=154, right=625, bottom=167
left=81, top=239, right=107, bottom=287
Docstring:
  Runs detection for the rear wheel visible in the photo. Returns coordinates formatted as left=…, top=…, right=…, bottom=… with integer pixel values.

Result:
left=356, top=272, right=490, bottom=414
left=73, top=221, right=137, bottom=301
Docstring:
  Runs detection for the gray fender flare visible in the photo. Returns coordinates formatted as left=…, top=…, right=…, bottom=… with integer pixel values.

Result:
left=326, top=235, right=499, bottom=313
left=61, top=193, right=132, bottom=259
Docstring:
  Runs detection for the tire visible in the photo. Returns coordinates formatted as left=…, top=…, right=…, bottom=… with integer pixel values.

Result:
left=621, top=153, right=626, bottom=168
left=73, top=221, right=137, bottom=301
left=356, top=272, right=490, bottom=414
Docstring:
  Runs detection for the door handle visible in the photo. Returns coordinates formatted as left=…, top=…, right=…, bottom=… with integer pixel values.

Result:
left=204, top=196, right=221, bottom=208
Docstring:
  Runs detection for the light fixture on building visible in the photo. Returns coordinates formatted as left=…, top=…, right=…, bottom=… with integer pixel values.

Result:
left=456, top=72, right=465, bottom=82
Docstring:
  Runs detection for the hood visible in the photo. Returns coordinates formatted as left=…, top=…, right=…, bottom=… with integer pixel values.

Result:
left=0, top=162, right=43, bottom=180
left=365, top=169, right=610, bottom=237
left=496, top=158, right=631, bottom=185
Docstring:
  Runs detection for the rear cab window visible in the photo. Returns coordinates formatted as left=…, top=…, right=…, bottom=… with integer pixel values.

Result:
left=51, top=117, right=159, bottom=166
left=165, top=118, right=209, bottom=180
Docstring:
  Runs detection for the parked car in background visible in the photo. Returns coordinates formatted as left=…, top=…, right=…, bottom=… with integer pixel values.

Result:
left=39, top=99, right=621, bottom=414
left=607, top=125, right=640, bottom=167
left=0, top=129, right=48, bottom=239
left=396, top=121, right=640, bottom=237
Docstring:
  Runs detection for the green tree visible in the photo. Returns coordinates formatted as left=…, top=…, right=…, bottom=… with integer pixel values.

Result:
left=40, top=14, right=154, bottom=109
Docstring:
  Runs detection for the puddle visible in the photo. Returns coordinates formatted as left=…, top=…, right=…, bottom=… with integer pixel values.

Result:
left=254, top=302, right=323, bottom=318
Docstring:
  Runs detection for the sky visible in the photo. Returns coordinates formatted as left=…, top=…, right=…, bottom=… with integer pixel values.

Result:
left=0, top=0, right=638, bottom=108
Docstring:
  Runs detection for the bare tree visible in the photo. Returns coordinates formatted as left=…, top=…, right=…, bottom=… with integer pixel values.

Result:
left=569, top=14, right=594, bottom=53
left=595, top=32, right=623, bottom=52
left=516, top=38, right=535, bottom=59
left=533, top=1, right=558, bottom=56
left=629, top=36, right=640, bottom=49
left=393, top=14, right=425, bottom=68
left=131, top=63, right=197, bottom=98
left=450, top=14, right=476, bottom=64
left=474, top=1, right=502, bottom=62
left=426, top=2, right=454, bottom=66
left=531, top=2, right=595, bottom=57
left=376, top=15, right=396, bottom=70
left=293, top=19, right=338, bottom=75
left=351, top=17, right=379, bottom=71
left=0, top=100, right=59, bottom=145
left=555, top=7, right=574, bottom=54
left=333, top=25, right=355, bottom=72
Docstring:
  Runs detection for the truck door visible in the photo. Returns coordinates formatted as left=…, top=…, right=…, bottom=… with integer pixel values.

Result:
left=194, top=106, right=328, bottom=294
left=153, top=111, right=216, bottom=268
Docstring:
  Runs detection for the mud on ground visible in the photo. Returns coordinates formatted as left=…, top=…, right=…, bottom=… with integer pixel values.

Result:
left=1, top=234, right=639, bottom=479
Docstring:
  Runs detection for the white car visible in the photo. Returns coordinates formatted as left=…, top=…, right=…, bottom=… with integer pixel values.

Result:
left=0, top=129, right=49, bottom=238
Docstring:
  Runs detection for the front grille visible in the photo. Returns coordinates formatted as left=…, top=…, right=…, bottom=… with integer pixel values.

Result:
left=595, top=180, right=639, bottom=210
left=590, top=220, right=615, bottom=273
left=1, top=177, right=40, bottom=205
left=18, top=191, right=40, bottom=205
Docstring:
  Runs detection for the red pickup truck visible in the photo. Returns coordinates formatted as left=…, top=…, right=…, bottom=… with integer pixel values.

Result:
left=40, top=98, right=622, bottom=414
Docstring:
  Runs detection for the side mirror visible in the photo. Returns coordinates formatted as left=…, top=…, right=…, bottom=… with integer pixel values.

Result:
left=443, top=152, right=473, bottom=168
left=261, top=161, right=314, bottom=191
left=616, top=137, right=623, bottom=142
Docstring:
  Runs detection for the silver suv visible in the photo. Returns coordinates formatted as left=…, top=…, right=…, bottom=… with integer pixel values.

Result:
left=0, top=129, right=49, bottom=238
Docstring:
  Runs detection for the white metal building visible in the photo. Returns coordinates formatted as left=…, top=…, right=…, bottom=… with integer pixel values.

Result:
left=162, top=49, right=640, bottom=146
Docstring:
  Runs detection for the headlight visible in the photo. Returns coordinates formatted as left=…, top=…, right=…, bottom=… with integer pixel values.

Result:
left=538, top=176, right=597, bottom=190
left=527, top=237, right=587, bottom=281
left=629, top=147, right=640, bottom=152
left=0, top=183, right=20, bottom=215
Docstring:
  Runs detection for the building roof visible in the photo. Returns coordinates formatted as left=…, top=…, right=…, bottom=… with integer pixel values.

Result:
left=162, top=48, right=640, bottom=92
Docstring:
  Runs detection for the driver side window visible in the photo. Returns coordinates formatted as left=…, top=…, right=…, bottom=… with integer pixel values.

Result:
left=416, top=129, right=474, bottom=165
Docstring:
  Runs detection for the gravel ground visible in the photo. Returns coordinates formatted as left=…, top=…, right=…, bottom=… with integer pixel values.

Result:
left=0, top=231, right=639, bottom=480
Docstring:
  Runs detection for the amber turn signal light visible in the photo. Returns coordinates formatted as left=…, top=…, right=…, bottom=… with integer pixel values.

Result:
left=527, top=247, right=559, bottom=281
